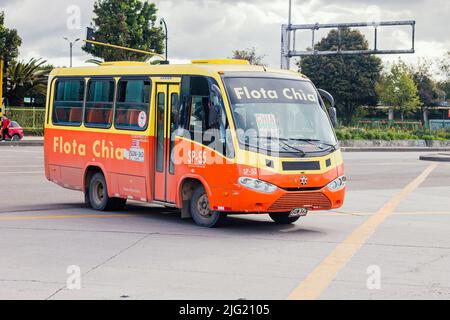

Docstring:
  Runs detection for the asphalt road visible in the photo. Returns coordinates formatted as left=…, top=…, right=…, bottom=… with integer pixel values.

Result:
left=1, top=147, right=450, bottom=300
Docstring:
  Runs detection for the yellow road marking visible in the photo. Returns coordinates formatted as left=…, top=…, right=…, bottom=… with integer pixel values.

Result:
left=288, top=163, right=439, bottom=300
left=0, top=214, right=140, bottom=221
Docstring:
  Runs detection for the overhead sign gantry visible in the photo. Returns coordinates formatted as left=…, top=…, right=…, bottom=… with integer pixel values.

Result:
left=281, top=1, right=416, bottom=69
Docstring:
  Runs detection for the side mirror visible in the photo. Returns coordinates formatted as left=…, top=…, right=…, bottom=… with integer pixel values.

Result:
left=209, top=84, right=226, bottom=142
left=210, top=84, right=222, bottom=106
left=318, top=89, right=335, bottom=108
left=318, top=89, right=338, bottom=128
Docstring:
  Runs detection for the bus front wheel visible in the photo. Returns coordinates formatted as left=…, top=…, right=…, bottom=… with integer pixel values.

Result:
left=269, top=212, right=301, bottom=224
left=190, top=185, right=226, bottom=228
left=88, top=173, right=126, bottom=211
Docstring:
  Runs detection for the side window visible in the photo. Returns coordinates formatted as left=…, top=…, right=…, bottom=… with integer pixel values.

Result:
left=187, top=76, right=210, bottom=141
left=179, top=76, right=233, bottom=157
left=85, top=79, right=115, bottom=128
left=156, top=92, right=165, bottom=172
left=115, top=79, right=151, bottom=131
left=169, top=93, right=179, bottom=175
left=170, top=93, right=180, bottom=131
left=52, top=79, right=85, bottom=126
left=189, top=96, right=206, bottom=134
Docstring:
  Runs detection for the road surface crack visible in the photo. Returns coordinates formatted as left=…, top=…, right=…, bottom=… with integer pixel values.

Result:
left=45, top=233, right=153, bottom=300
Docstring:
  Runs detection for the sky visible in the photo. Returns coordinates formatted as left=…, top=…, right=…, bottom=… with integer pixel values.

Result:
left=1, top=0, right=449, bottom=74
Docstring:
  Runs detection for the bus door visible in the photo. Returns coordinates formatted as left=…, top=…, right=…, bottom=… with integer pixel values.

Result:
left=154, top=82, right=180, bottom=203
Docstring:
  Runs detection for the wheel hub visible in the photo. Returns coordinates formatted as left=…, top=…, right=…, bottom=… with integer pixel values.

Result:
left=93, top=181, right=104, bottom=204
left=197, top=194, right=211, bottom=217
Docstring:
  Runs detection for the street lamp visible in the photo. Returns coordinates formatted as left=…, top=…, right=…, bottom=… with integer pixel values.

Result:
left=64, top=37, right=80, bottom=67
left=160, top=18, right=168, bottom=61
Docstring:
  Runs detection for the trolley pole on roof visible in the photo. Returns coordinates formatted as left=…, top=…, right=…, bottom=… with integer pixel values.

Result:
left=84, top=27, right=166, bottom=62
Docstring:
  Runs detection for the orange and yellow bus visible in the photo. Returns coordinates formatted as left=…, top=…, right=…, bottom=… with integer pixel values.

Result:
left=44, top=59, right=346, bottom=227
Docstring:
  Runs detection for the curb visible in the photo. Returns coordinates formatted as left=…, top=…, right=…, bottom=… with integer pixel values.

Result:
left=0, top=141, right=44, bottom=147
left=342, top=147, right=450, bottom=152
left=419, top=154, right=450, bottom=162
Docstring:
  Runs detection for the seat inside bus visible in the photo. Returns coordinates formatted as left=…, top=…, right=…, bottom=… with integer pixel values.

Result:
left=69, top=108, right=83, bottom=123
left=86, top=107, right=112, bottom=126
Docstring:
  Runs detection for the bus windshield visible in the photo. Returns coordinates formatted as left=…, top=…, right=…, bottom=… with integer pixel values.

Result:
left=224, top=77, right=337, bottom=153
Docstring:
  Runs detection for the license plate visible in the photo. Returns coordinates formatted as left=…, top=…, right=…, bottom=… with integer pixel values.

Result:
left=290, top=208, right=308, bottom=218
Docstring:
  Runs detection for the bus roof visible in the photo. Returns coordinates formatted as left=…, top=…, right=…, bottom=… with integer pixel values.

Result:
left=50, top=59, right=308, bottom=79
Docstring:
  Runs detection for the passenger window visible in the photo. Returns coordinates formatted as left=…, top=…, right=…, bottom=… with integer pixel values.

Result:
left=52, top=79, right=85, bottom=126
left=115, top=79, right=151, bottom=131
left=170, top=93, right=180, bottom=131
left=85, top=79, right=115, bottom=128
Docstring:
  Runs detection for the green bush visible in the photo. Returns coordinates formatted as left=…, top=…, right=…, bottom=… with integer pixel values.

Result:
left=335, top=127, right=450, bottom=141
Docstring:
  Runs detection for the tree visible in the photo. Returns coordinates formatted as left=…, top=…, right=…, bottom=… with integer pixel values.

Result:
left=6, top=58, right=50, bottom=106
left=0, top=11, right=22, bottom=62
left=299, top=28, right=382, bottom=125
left=439, top=51, right=450, bottom=80
left=436, top=51, right=450, bottom=103
left=83, top=0, right=165, bottom=61
left=231, top=47, right=266, bottom=66
left=410, top=59, right=439, bottom=123
left=437, top=80, right=450, bottom=101
left=376, top=61, right=420, bottom=121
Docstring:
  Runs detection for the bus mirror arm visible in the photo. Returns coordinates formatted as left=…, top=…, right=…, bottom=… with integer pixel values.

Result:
left=318, top=89, right=335, bottom=108
left=318, top=89, right=337, bottom=128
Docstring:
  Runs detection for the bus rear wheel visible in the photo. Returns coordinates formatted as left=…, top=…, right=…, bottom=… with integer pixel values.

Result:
left=190, top=185, right=226, bottom=228
left=269, top=212, right=301, bottom=224
left=88, top=173, right=126, bottom=211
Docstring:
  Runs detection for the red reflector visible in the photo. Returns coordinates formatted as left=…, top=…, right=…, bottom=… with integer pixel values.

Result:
left=213, top=206, right=232, bottom=212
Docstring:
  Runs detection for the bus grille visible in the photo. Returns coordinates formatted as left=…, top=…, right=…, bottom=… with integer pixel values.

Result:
left=269, top=192, right=332, bottom=212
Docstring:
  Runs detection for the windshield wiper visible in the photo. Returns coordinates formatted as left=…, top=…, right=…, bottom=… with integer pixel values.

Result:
left=287, top=138, right=337, bottom=151
left=278, top=140, right=306, bottom=157
left=245, top=136, right=306, bottom=157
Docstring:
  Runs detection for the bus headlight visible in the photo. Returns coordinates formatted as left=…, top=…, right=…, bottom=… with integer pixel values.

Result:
left=327, top=176, right=347, bottom=192
left=239, top=177, right=277, bottom=194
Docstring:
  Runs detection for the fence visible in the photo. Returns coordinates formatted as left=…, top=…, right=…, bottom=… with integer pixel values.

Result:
left=5, top=107, right=45, bottom=135
left=429, top=120, right=450, bottom=131
left=352, top=119, right=423, bottom=130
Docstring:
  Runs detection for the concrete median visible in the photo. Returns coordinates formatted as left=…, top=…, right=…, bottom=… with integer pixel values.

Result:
left=419, top=153, right=450, bottom=162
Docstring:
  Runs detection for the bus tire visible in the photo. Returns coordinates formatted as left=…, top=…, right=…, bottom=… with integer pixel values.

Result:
left=269, top=212, right=301, bottom=224
left=88, top=172, right=116, bottom=211
left=190, top=185, right=226, bottom=228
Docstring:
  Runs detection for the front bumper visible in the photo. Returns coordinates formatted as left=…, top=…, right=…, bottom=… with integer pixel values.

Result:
left=210, top=184, right=346, bottom=213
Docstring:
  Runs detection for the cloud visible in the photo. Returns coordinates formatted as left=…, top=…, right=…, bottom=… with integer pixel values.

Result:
left=0, top=0, right=448, bottom=70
